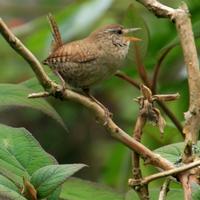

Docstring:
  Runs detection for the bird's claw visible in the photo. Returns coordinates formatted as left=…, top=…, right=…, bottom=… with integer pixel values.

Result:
left=52, top=85, right=67, bottom=100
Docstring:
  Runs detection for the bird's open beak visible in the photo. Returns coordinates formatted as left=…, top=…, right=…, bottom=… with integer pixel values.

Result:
left=123, top=27, right=142, bottom=42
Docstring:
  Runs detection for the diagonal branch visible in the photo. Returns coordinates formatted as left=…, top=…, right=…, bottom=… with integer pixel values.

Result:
left=129, top=159, right=200, bottom=186
left=0, top=17, right=174, bottom=171
left=0, top=18, right=53, bottom=90
left=151, top=46, right=174, bottom=94
left=134, top=43, right=151, bottom=87
left=116, top=71, right=183, bottom=134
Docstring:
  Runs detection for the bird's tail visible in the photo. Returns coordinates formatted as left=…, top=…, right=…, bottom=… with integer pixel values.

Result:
left=47, top=13, right=63, bottom=52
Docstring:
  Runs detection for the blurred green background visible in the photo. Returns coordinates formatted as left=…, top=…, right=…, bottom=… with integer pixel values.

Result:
left=0, top=0, right=200, bottom=192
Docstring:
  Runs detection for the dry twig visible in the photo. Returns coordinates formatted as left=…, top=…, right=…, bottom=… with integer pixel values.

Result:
left=135, top=1, right=200, bottom=199
left=158, top=178, right=171, bottom=200
left=129, top=159, right=200, bottom=186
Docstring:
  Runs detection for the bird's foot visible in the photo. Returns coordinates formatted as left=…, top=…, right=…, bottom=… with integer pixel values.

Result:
left=52, top=84, right=69, bottom=100
left=82, top=89, right=113, bottom=125
left=53, top=86, right=64, bottom=100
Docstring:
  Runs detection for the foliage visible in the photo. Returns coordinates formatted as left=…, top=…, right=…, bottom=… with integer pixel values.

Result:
left=1, top=0, right=200, bottom=199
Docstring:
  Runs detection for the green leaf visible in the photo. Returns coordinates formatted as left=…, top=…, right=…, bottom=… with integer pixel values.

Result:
left=126, top=188, right=183, bottom=200
left=0, top=184, right=27, bottom=200
left=21, top=73, right=59, bottom=92
left=0, top=175, right=19, bottom=192
left=0, top=83, right=66, bottom=130
left=47, top=186, right=61, bottom=200
left=154, top=141, right=200, bottom=164
left=154, top=142, right=183, bottom=164
left=0, top=123, right=56, bottom=187
left=143, top=124, right=183, bottom=150
left=30, top=164, right=86, bottom=199
left=60, top=177, right=124, bottom=200
left=192, top=183, right=200, bottom=199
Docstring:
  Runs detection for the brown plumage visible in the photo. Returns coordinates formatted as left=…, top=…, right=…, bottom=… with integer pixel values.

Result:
left=43, top=21, right=140, bottom=89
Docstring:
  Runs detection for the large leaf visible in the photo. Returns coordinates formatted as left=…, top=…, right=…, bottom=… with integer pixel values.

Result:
left=0, top=184, right=27, bottom=200
left=47, top=186, right=61, bottom=200
left=21, top=73, right=59, bottom=92
left=0, top=175, right=19, bottom=193
left=126, top=188, right=183, bottom=200
left=143, top=123, right=183, bottom=150
left=30, top=164, right=86, bottom=199
left=0, top=83, right=66, bottom=130
left=192, top=183, right=200, bottom=200
left=154, top=141, right=200, bottom=164
left=60, top=177, right=124, bottom=200
left=0, top=123, right=56, bottom=188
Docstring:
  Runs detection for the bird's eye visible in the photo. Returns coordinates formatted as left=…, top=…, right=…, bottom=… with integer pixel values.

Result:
left=116, top=29, right=122, bottom=34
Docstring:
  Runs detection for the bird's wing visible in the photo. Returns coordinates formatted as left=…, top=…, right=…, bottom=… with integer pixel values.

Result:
left=43, top=39, right=97, bottom=65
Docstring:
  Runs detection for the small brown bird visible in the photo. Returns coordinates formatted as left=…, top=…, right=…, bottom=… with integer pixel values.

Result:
left=43, top=15, right=140, bottom=119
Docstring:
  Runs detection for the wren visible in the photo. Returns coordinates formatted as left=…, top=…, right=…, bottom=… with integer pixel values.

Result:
left=43, top=15, right=140, bottom=122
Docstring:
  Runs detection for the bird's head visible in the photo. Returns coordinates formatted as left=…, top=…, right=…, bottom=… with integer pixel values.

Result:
left=90, top=24, right=141, bottom=48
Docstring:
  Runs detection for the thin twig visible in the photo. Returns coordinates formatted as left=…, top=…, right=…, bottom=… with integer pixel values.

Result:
left=28, top=91, right=51, bottom=98
left=129, top=159, right=200, bottom=186
left=178, top=172, right=191, bottom=200
left=157, top=101, right=183, bottom=134
left=0, top=18, right=53, bottom=90
left=132, top=115, right=149, bottom=200
left=137, top=0, right=200, bottom=145
left=135, top=1, right=200, bottom=198
left=0, top=17, right=174, bottom=171
left=133, top=43, right=151, bottom=87
left=158, top=178, right=171, bottom=200
left=152, top=46, right=174, bottom=94
left=115, top=71, right=140, bottom=89
left=115, top=70, right=183, bottom=134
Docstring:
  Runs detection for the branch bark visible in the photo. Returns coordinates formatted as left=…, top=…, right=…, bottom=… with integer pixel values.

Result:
left=134, top=1, right=200, bottom=199
left=129, top=159, right=200, bottom=186
left=137, top=0, right=200, bottom=145
left=116, top=73, right=183, bottom=133
left=158, top=178, right=171, bottom=200
left=132, top=115, right=149, bottom=200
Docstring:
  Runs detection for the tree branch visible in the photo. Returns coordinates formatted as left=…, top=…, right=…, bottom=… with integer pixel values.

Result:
left=115, top=71, right=140, bottom=89
left=129, top=159, right=200, bottom=186
left=134, top=1, right=200, bottom=199
left=151, top=46, right=174, bottom=94
left=0, top=17, right=174, bottom=171
left=116, top=71, right=183, bottom=134
left=132, top=115, right=149, bottom=200
left=158, top=178, right=171, bottom=200
left=137, top=0, right=200, bottom=145
left=0, top=18, right=54, bottom=90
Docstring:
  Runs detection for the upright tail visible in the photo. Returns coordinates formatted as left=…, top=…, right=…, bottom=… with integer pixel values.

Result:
left=47, top=13, right=63, bottom=52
